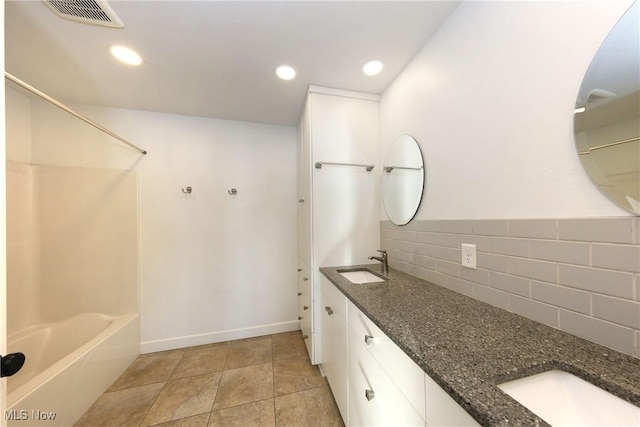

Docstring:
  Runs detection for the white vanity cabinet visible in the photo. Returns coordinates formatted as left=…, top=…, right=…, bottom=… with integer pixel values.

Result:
left=296, top=85, right=380, bottom=364
left=347, top=300, right=425, bottom=426
left=425, top=374, right=480, bottom=427
left=320, top=276, right=348, bottom=421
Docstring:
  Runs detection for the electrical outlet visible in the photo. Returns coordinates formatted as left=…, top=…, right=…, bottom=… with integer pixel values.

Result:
left=461, top=244, right=476, bottom=269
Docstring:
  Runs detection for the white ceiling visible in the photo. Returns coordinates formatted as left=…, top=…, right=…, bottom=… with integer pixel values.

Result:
left=5, top=1, right=460, bottom=126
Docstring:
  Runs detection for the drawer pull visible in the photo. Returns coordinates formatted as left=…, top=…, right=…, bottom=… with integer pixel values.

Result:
left=299, top=199, right=305, bottom=203
left=298, top=316, right=302, bottom=320
left=303, top=335, right=309, bottom=340
left=365, top=389, right=375, bottom=401
left=325, top=306, right=334, bottom=315
left=297, top=268, right=302, bottom=272
left=364, top=334, right=374, bottom=345
left=303, top=277, right=309, bottom=281
left=303, top=306, right=309, bottom=310
left=298, top=292, right=302, bottom=296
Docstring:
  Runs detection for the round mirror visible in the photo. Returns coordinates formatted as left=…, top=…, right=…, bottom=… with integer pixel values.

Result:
left=382, top=135, right=425, bottom=225
left=574, top=1, right=639, bottom=213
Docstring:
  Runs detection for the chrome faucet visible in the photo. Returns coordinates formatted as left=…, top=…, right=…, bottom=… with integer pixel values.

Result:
left=369, top=250, right=388, bottom=274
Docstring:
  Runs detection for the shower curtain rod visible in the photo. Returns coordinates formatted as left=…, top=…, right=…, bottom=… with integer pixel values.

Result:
left=4, top=72, right=147, bottom=155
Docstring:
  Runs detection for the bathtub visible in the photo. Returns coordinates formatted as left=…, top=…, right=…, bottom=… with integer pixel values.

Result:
left=7, top=313, right=139, bottom=427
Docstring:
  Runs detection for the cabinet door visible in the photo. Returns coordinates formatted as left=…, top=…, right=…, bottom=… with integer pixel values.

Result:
left=348, top=325, right=424, bottom=427
left=297, top=101, right=312, bottom=268
left=309, top=91, right=380, bottom=269
left=320, top=277, right=348, bottom=422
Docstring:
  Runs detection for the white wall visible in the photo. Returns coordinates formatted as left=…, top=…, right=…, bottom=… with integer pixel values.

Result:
left=380, top=0, right=635, bottom=219
left=12, top=93, right=298, bottom=352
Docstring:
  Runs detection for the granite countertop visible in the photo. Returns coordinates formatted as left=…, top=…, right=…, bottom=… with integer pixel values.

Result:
left=320, top=264, right=640, bottom=426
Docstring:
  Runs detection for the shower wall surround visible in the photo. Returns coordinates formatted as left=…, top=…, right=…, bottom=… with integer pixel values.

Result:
left=381, top=218, right=640, bottom=358
left=6, top=87, right=139, bottom=335
left=6, top=86, right=298, bottom=353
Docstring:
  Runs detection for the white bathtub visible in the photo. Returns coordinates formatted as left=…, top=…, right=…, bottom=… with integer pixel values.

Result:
left=7, top=313, right=139, bottom=427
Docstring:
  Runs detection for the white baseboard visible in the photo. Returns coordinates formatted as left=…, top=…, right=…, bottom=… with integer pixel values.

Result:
left=140, top=320, right=301, bottom=354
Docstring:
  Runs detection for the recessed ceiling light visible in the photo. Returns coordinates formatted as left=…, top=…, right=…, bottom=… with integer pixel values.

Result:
left=276, top=65, right=296, bottom=81
left=110, top=44, right=143, bottom=66
left=363, top=60, right=383, bottom=76
left=574, top=107, right=586, bottom=114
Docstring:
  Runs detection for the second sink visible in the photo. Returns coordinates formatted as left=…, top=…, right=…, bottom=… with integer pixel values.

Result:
left=498, top=369, right=640, bottom=426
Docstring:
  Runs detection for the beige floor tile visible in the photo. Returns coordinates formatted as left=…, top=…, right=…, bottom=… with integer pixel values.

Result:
left=273, top=356, right=327, bottom=396
left=225, top=336, right=272, bottom=369
left=272, top=331, right=308, bottom=361
left=152, top=413, right=211, bottom=427
left=142, top=373, right=221, bottom=426
left=170, top=343, right=229, bottom=380
left=74, top=383, right=164, bottom=427
left=208, top=399, right=275, bottom=427
left=275, top=386, right=344, bottom=427
left=109, top=351, right=184, bottom=391
left=213, top=362, right=274, bottom=410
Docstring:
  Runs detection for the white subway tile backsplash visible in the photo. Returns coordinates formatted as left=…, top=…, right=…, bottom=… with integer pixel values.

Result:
left=592, top=295, right=640, bottom=329
left=510, top=296, right=559, bottom=328
left=428, top=270, right=448, bottom=288
left=417, top=255, right=436, bottom=270
left=435, top=259, right=460, bottom=277
left=418, top=231, right=460, bottom=248
left=460, top=266, right=489, bottom=286
left=558, top=264, right=634, bottom=299
left=489, top=271, right=530, bottom=297
left=558, top=218, right=634, bottom=244
left=459, top=235, right=490, bottom=251
left=478, top=252, right=509, bottom=273
left=384, top=228, right=419, bottom=242
left=531, top=280, right=590, bottom=315
left=446, top=276, right=475, bottom=298
left=508, top=219, right=557, bottom=239
left=382, top=217, right=640, bottom=359
left=445, top=220, right=474, bottom=235
left=592, top=243, right=640, bottom=273
left=559, top=310, right=636, bottom=356
left=442, top=246, right=462, bottom=263
left=530, top=239, right=590, bottom=266
left=508, top=257, right=557, bottom=283
left=471, top=220, right=508, bottom=236
left=474, top=284, right=510, bottom=310
left=489, top=237, right=529, bottom=257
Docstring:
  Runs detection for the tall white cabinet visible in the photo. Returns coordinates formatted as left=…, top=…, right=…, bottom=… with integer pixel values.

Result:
left=297, top=86, right=380, bottom=364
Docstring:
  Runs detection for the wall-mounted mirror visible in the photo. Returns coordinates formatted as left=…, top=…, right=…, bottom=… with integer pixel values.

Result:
left=382, top=135, right=425, bottom=225
left=574, top=1, right=639, bottom=214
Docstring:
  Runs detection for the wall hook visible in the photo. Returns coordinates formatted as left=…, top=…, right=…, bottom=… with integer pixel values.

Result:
left=228, top=188, right=238, bottom=195
left=182, top=186, right=192, bottom=194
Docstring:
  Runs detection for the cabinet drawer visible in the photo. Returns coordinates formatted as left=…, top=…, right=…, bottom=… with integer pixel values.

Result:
left=320, top=276, right=347, bottom=318
left=348, top=329, right=424, bottom=426
left=348, top=301, right=425, bottom=419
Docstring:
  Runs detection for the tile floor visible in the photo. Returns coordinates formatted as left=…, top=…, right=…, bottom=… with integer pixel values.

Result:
left=74, top=331, right=344, bottom=427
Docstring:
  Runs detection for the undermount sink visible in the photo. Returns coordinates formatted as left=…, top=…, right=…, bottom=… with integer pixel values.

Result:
left=337, top=269, right=387, bottom=284
left=498, top=370, right=640, bottom=426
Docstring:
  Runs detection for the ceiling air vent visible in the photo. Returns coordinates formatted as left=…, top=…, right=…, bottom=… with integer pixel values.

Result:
left=42, top=0, right=124, bottom=28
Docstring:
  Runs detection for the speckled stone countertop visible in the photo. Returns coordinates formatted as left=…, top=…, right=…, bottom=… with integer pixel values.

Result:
left=320, top=265, right=640, bottom=426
